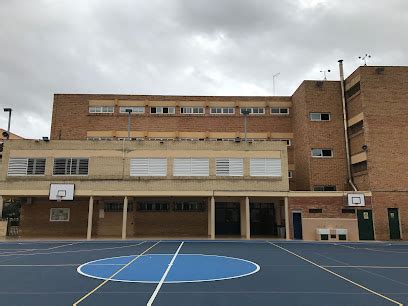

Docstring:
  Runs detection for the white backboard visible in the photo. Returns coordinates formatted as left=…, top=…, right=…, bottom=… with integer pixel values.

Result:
left=49, top=184, right=75, bottom=201
left=347, top=193, right=365, bottom=207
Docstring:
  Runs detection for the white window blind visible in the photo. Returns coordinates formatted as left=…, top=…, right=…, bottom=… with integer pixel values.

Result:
left=130, top=158, right=167, bottom=176
left=173, top=158, right=209, bottom=176
left=8, top=158, right=46, bottom=176
left=250, top=158, right=281, bottom=177
left=216, top=158, right=243, bottom=176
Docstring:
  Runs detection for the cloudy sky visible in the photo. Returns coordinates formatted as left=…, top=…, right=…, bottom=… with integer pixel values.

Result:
left=1, top=0, right=407, bottom=139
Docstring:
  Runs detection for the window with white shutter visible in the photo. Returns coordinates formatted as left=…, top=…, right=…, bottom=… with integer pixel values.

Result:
left=250, top=158, right=281, bottom=177
left=216, top=158, right=243, bottom=176
left=173, top=158, right=209, bottom=176
left=53, top=158, right=88, bottom=176
left=130, top=158, right=167, bottom=176
left=8, top=158, right=46, bottom=176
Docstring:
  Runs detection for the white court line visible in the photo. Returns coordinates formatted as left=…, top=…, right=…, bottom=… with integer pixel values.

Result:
left=324, top=266, right=408, bottom=269
left=267, top=242, right=403, bottom=306
left=147, top=242, right=184, bottom=306
left=0, top=242, right=79, bottom=256
left=0, top=263, right=129, bottom=267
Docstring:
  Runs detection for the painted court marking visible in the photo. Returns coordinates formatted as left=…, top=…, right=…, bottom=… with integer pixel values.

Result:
left=267, top=242, right=403, bottom=306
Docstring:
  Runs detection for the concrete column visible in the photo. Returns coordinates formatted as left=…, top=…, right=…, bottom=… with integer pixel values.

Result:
left=210, top=196, right=215, bottom=239
left=0, top=196, right=3, bottom=219
left=245, top=196, right=250, bottom=239
left=87, top=196, right=94, bottom=240
left=284, top=196, right=290, bottom=240
left=122, top=196, right=128, bottom=240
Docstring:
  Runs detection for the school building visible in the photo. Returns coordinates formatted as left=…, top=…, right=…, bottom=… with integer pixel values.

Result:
left=0, top=62, right=407, bottom=241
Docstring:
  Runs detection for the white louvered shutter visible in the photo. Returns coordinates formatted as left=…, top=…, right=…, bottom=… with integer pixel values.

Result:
left=174, top=158, right=209, bottom=176
left=130, top=158, right=167, bottom=176
left=250, top=158, right=281, bottom=176
left=8, top=158, right=28, bottom=176
left=216, top=158, right=243, bottom=176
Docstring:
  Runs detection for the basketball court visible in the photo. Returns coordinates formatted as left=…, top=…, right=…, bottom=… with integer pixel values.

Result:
left=0, top=240, right=407, bottom=305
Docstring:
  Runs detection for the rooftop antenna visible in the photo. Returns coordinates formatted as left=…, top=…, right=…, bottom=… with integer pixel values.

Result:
left=272, top=72, right=280, bottom=96
left=320, top=69, right=331, bottom=80
left=359, top=54, right=371, bottom=66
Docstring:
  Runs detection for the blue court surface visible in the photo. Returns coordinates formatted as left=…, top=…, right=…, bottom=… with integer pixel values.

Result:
left=0, top=240, right=407, bottom=306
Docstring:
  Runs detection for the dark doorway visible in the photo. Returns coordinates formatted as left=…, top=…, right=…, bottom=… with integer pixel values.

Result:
left=388, top=208, right=401, bottom=240
left=215, top=203, right=241, bottom=235
left=250, top=203, right=276, bottom=236
left=357, top=210, right=375, bottom=240
left=293, top=212, right=303, bottom=240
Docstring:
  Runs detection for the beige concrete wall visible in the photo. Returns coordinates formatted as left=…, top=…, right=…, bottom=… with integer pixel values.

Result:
left=302, top=218, right=359, bottom=241
left=0, top=220, right=7, bottom=237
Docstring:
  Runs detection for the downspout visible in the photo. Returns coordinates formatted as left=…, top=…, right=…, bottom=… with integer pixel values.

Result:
left=338, top=60, right=357, bottom=191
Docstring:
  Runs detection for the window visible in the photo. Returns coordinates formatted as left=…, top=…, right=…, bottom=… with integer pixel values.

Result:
left=150, top=107, right=175, bottom=114
left=271, top=107, right=289, bottom=115
left=309, top=208, right=323, bottom=214
left=8, top=158, right=46, bottom=176
left=216, top=158, right=243, bottom=176
left=288, top=171, right=293, bottom=179
left=250, top=158, right=281, bottom=177
left=104, top=201, right=134, bottom=212
left=138, top=202, right=169, bottom=211
left=173, top=158, right=209, bottom=176
left=210, top=107, right=235, bottom=114
left=240, top=107, right=265, bottom=115
left=342, top=208, right=356, bottom=214
left=346, top=82, right=360, bottom=99
left=349, top=121, right=364, bottom=136
left=119, top=106, right=145, bottom=114
left=89, top=106, right=114, bottom=113
left=181, top=107, right=204, bottom=114
left=313, top=185, right=337, bottom=191
left=174, top=201, right=205, bottom=212
left=310, top=113, right=331, bottom=121
left=53, top=158, right=89, bottom=176
left=130, top=158, right=167, bottom=176
left=352, top=161, right=368, bottom=174
left=311, top=149, right=333, bottom=158
left=50, top=208, right=70, bottom=222
left=272, top=139, right=292, bottom=146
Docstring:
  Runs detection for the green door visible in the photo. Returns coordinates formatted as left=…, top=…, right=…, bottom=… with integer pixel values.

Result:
left=357, top=210, right=374, bottom=240
left=388, top=208, right=401, bottom=240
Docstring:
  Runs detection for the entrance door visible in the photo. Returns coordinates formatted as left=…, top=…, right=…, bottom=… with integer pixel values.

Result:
left=357, top=210, right=375, bottom=240
left=215, top=203, right=240, bottom=235
left=388, top=208, right=401, bottom=240
left=250, top=203, right=275, bottom=236
left=293, top=212, right=303, bottom=240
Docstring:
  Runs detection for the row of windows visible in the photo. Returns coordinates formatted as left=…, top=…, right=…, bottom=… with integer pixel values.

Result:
left=88, top=106, right=291, bottom=116
left=308, top=208, right=356, bottom=214
left=7, top=157, right=282, bottom=177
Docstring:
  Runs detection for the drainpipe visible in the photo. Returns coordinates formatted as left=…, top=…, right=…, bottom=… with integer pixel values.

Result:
left=338, top=60, right=357, bottom=191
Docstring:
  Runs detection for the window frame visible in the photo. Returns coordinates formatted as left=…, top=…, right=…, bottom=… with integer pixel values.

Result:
left=271, top=107, right=290, bottom=115
left=53, top=158, right=89, bottom=176
left=150, top=106, right=176, bottom=114
left=309, top=112, right=331, bottom=121
left=173, top=158, right=209, bottom=176
left=130, top=158, right=167, bottom=177
left=7, top=158, right=46, bottom=176
left=88, top=106, right=114, bottom=114
left=250, top=158, right=282, bottom=177
left=240, top=107, right=265, bottom=115
left=210, top=107, right=235, bottom=115
left=49, top=208, right=70, bottom=222
left=288, top=171, right=293, bottom=179
left=311, top=148, right=333, bottom=158
left=180, top=107, right=204, bottom=115
left=215, top=158, right=244, bottom=177
left=119, top=106, right=145, bottom=114
left=313, top=185, right=337, bottom=192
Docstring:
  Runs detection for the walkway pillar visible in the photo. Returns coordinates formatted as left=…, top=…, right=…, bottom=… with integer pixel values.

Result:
left=245, top=196, right=250, bottom=239
left=87, top=196, right=94, bottom=240
left=122, top=196, right=128, bottom=240
left=210, top=196, right=215, bottom=239
left=284, top=196, right=290, bottom=240
left=0, top=196, right=3, bottom=219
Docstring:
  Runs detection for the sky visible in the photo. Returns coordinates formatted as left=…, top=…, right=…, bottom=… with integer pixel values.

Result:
left=1, top=0, right=407, bottom=139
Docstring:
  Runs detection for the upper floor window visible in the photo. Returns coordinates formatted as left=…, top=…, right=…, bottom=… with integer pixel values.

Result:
left=313, top=185, right=337, bottom=191
left=210, top=107, right=235, bottom=115
left=272, top=139, right=292, bottom=146
left=151, top=107, right=175, bottom=114
left=173, top=158, right=209, bottom=176
left=240, top=107, right=265, bottom=115
left=346, top=82, right=360, bottom=99
left=288, top=171, right=293, bottom=179
left=311, top=149, right=333, bottom=158
left=130, top=158, right=167, bottom=176
left=174, top=201, right=205, bottom=212
left=310, top=112, right=331, bottom=121
left=138, top=202, right=169, bottom=211
left=271, top=107, right=289, bottom=115
left=216, top=158, right=243, bottom=176
left=181, top=107, right=204, bottom=114
left=7, top=158, right=46, bottom=176
left=119, top=106, right=145, bottom=114
left=89, top=106, right=114, bottom=113
left=250, top=158, right=281, bottom=177
left=53, top=158, right=89, bottom=176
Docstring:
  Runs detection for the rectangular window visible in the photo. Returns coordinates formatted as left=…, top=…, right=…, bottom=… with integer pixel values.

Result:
left=174, top=201, right=205, bottom=212
left=346, top=82, right=361, bottom=99
left=309, top=208, right=323, bottom=213
left=119, top=106, right=145, bottom=114
left=311, top=149, right=333, bottom=158
left=272, top=139, right=292, bottom=146
left=342, top=208, right=356, bottom=214
left=349, top=121, right=364, bottom=136
left=240, top=107, right=265, bottom=115
left=89, top=106, right=114, bottom=113
left=216, top=158, right=243, bottom=176
left=250, top=158, right=281, bottom=176
left=313, top=185, right=337, bottom=191
left=180, top=107, right=204, bottom=114
left=288, top=171, right=293, bottom=179
left=150, top=107, right=175, bottom=114
left=130, top=158, right=167, bottom=176
left=173, top=158, right=209, bottom=176
left=104, top=201, right=134, bottom=212
left=310, top=112, right=331, bottom=121
left=53, top=158, right=89, bottom=176
left=8, top=158, right=46, bottom=176
left=210, top=107, right=235, bottom=114
left=271, top=107, right=289, bottom=115
left=138, top=202, right=169, bottom=211
left=49, top=208, right=70, bottom=222
left=352, top=161, right=368, bottom=174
